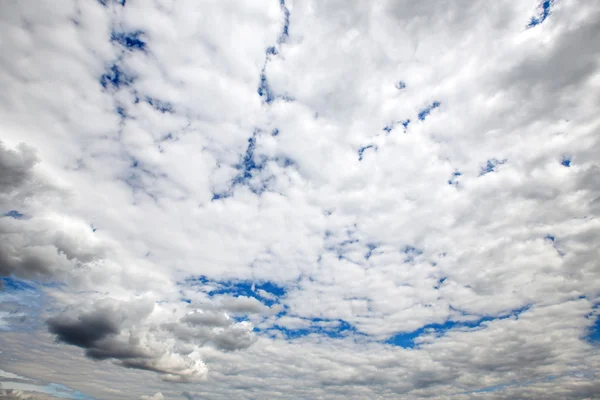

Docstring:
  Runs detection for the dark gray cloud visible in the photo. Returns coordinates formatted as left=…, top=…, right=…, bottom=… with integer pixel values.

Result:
left=45, top=299, right=203, bottom=381
left=47, top=311, right=120, bottom=349
left=44, top=299, right=224, bottom=382
left=46, top=304, right=152, bottom=366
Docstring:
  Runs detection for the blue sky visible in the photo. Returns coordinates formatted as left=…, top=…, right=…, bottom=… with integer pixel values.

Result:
left=1, top=0, right=600, bottom=399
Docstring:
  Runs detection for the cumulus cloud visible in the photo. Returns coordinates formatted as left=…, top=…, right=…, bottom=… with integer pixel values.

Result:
left=0, top=0, right=599, bottom=398
left=46, top=298, right=210, bottom=382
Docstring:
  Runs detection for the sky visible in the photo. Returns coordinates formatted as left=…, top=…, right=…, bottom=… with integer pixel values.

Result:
left=0, top=0, right=600, bottom=399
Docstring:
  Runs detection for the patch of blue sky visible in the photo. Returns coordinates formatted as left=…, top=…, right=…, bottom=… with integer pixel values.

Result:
left=417, top=101, right=441, bottom=121
left=270, top=318, right=358, bottom=340
left=237, top=136, right=261, bottom=177
left=587, top=315, right=600, bottom=343
left=278, top=0, right=290, bottom=44
left=0, top=277, right=44, bottom=332
left=183, top=276, right=286, bottom=307
left=323, top=233, right=360, bottom=259
left=561, top=156, right=571, bottom=167
left=257, top=71, right=275, bottom=104
left=100, top=64, right=134, bottom=90
left=43, top=383, right=96, bottom=400
left=585, top=302, right=600, bottom=344
left=256, top=69, right=294, bottom=104
left=257, top=0, right=291, bottom=106
left=395, top=81, right=406, bottom=90
left=110, top=31, right=146, bottom=51
left=400, top=119, right=411, bottom=130
left=544, top=234, right=566, bottom=256
left=387, top=305, right=531, bottom=348
left=527, top=0, right=554, bottom=28
left=448, top=170, right=462, bottom=185
left=275, top=156, right=295, bottom=168
left=145, top=96, right=173, bottom=113
left=358, top=145, right=375, bottom=161
left=402, top=245, right=424, bottom=263
left=364, top=243, right=377, bottom=260
left=211, top=191, right=230, bottom=201
left=232, top=135, right=267, bottom=191
left=1, top=277, right=37, bottom=292
left=213, top=134, right=295, bottom=199
left=97, top=0, right=125, bottom=6
left=434, top=277, right=447, bottom=290
left=2, top=210, right=25, bottom=219
left=116, top=105, right=126, bottom=119
left=479, top=158, right=507, bottom=176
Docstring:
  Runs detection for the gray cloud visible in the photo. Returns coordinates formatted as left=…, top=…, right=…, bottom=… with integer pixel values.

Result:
left=165, top=309, right=257, bottom=352
left=211, top=322, right=256, bottom=351
left=47, top=311, right=120, bottom=350
left=181, top=310, right=232, bottom=328
left=0, top=141, right=56, bottom=280
left=45, top=298, right=208, bottom=382
left=0, top=390, right=56, bottom=400
left=0, top=142, right=38, bottom=197
left=218, top=296, right=269, bottom=314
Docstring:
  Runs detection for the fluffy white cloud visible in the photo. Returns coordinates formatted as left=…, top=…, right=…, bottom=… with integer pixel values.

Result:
left=140, top=392, right=164, bottom=400
left=1, top=0, right=599, bottom=398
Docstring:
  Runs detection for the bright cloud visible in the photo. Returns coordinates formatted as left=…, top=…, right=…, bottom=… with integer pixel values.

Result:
left=1, top=0, right=600, bottom=399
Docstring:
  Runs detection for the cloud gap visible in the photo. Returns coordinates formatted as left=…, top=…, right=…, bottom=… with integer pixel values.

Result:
left=418, top=101, right=441, bottom=121
left=387, top=305, right=532, bottom=348
left=111, top=31, right=147, bottom=51
left=527, top=0, right=554, bottom=28
left=479, top=158, right=507, bottom=176
left=358, top=145, right=376, bottom=161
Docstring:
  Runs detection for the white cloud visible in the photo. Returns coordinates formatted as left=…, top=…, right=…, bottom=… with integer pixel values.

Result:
left=1, top=0, right=599, bottom=398
left=140, top=393, right=164, bottom=400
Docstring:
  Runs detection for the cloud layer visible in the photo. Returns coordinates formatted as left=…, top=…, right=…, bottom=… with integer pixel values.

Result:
left=1, top=0, right=599, bottom=398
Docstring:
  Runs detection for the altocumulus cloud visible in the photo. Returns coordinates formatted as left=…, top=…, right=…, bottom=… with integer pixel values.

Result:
left=0, top=0, right=600, bottom=399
